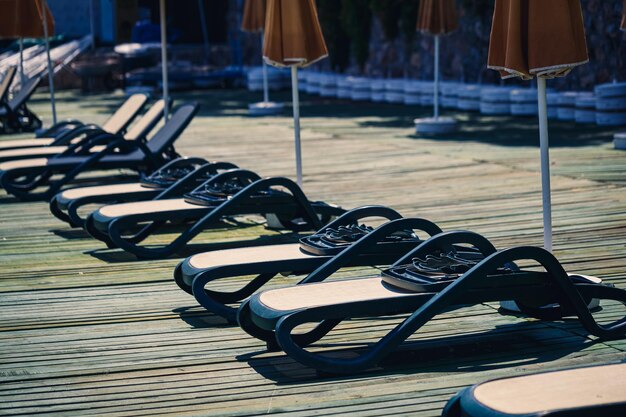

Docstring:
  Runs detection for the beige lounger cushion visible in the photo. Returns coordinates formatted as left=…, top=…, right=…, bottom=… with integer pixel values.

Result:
left=0, top=138, right=55, bottom=150
left=93, top=199, right=204, bottom=222
left=473, top=363, right=626, bottom=414
left=183, top=243, right=309, bottom=277
left=56, top=183, right=150, bottom=205
left=0, top=145, right=106, bottom=159
left=0, top=158, right=49, bottom=171
left=258, top=278, right=414, bottom=312
left=0, top=146, right=69, bottom=159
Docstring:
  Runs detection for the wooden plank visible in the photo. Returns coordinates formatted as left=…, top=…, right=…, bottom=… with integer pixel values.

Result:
left=0, top=90, right=624, bottom=416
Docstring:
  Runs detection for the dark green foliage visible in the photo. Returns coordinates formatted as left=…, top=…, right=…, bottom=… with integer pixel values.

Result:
left=459, top=0, right=491, bottom=15
left=369, top=0, right=402, bottom=41
left=398, top=0, right=420, bottom=53
left=340, top=0, right=373, bottom=71
left=318, top=0, right=351, bottom=72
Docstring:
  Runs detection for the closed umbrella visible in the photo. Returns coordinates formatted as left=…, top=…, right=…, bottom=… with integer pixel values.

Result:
left=488, top=0, right=589, bottom=251
left=0, top=0, right=56, bottom=124
left=622, top=0, right=626, bottom=31
left=263, top=0, right=328, bottom=187
left=414, top=0, right=458, bottom=135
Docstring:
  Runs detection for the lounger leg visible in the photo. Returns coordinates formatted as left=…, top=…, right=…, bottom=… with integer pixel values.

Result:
left=49, top=195, right=73, bottom=225
left=238, top=300, right=281, bottom=346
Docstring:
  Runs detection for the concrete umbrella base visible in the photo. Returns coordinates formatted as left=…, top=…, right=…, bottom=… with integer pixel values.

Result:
left=614, top=132, right=626, bottom=150
left=414, top=116, right=458, bottom=135
left=248, top=101, right=284, bottom=116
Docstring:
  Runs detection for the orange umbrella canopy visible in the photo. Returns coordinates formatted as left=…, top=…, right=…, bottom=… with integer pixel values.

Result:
left=263, top=0, right=328, bottom=67
left=241, top=0, right=266, bottom=33
left=488, top=0, right=588, bottom=80
left=416, top=0, right=458, bottom=35
left=0, top=0, right=55, bottom=39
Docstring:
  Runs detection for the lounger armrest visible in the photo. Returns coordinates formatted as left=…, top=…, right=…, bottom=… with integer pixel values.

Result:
left=36, top=119, right=85, bottom=137
left=56, top=132, right=123, bottom=156
left=155, top=161, right=239, bottom=200
left=315, top=206, right=404, bottom=234
left=392, top=230, right=498, bottom=267
left=301, top=217, right=443, bottom=284
left=51, top=124, right=108, bottom=145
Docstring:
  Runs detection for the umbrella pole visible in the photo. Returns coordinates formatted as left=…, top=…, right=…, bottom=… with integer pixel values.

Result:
left=537, top=77, right=552, bottom=251
left=261, top=35, right=269, bottom=103
left=159, top=0, right=170, bottom=120
left=197, top=0, right=210, bottom=64
left=89, top=0, right=96, bottom=50
left=18, top=38, right=26, bottom=85
left=291, top=66, right=302, bottom=187
left=41, top=0, right=57, bottom=125
left=433, top=35, right=439, bottom=120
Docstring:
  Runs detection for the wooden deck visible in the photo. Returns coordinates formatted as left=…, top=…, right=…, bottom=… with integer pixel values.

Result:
left=1, top=89, right=625, bottom=416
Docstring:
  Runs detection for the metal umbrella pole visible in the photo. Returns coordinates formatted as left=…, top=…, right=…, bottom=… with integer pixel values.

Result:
left=537, top=77, right=552, bottom=251
left=18, top=38, right=26, bottom=84
left=41, top=0, right=57, bottom=125
left=433, top=35, right=440, bottom=119
left=89, top=0, right=96, bottom=50
left=291, top=66, right=302, bottom=187
left=261, top=35, right=269, bottom=103
left=159, top=0, right=169, bottom=120
left=197, top=0, right=210, bottom=63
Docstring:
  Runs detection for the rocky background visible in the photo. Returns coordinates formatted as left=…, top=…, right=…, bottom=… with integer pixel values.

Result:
left=238, top=0, right=626, bottom=91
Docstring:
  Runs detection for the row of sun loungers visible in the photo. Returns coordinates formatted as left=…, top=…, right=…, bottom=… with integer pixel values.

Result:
left=0, top=93, right=624, bottom=416
left=1, top=36, right=92, bottom=92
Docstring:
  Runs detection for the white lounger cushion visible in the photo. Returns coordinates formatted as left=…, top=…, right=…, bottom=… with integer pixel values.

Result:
left=183, top=243, right=309, bottom=277
left=473, top=363, right=626, bottom=414
left=258, top=278, right=414, bottom=312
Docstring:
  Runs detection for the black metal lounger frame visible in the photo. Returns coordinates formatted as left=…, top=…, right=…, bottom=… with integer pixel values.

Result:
left=35, top=94, right=148, bottom=140
left=183, top=206, right=442, bottom=322
left=0, top=99, right=166, bottom=164
left=0, top=103, right=197, bottom=201
left=84, top=170, right=346, bottom=259
left=441, top=363, right=626, bottom=417
left=238, top=226, right=626, bottom=374
left=50, top=158, right=236, bottom=227
left=0, top=76, right=42, bottom=133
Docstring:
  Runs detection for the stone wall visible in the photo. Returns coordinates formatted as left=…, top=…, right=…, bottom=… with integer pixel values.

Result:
left=362, top=0, right=625, bottom=91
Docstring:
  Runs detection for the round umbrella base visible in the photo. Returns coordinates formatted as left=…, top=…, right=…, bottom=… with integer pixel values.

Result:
left=414, top=117, right=458, bottom=135
left=614, top=132, right=626, bottom=150
left=248, top=102, right=284, bottom=116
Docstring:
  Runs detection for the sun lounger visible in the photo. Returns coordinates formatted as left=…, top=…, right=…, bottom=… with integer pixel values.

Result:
left=0, top=66, right=17, bottom=105
left=175, top=206, right=441, bottom=322
left=442, top=363, right=626, bottom=416
left=84, top=170, right=346, bottom=259
left=0, top=94, right=148, bottom=152
left=0, top=99, right=165, bottom=163
left=238, top=228, right=626, bottom=373
left=0, top=100, right=165, bottom=163
left=0, top=103, right=198, bottom=201
left=0, top=76, right=42, bottom=133
left=50, top=158, right=237, bottom=227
